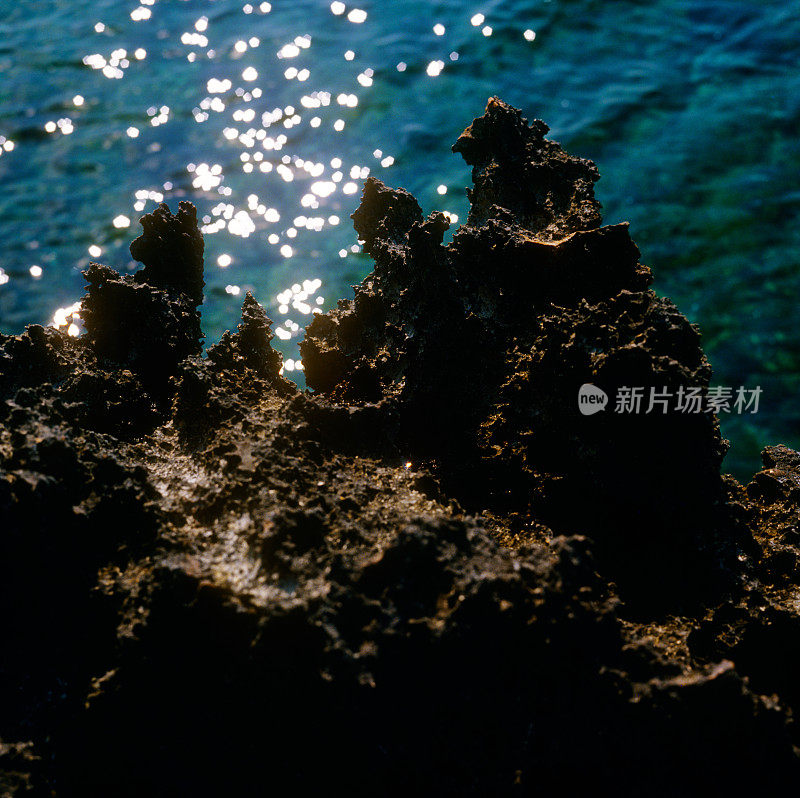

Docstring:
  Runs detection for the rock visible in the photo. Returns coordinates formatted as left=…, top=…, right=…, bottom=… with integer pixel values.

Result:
left=130, top=200, right=205, bottom=304
left=452, top=96, right=602, bottom=236
left=2, top=98, right=800, bottom=796
left=302, top=97, right=728, bottom=608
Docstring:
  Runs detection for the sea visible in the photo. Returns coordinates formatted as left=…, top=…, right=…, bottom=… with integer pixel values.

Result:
left=1, top=0, right=798, bottom=477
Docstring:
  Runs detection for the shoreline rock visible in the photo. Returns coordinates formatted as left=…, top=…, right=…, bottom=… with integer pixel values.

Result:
left=2, top=98, right=799, bottom=796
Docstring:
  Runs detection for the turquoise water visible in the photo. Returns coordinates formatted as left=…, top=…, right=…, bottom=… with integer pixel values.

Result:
left=0, top=0, right=798, bottom=477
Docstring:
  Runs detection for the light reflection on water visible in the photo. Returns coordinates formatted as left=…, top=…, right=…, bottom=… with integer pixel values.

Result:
left=1, top=0, right=800, bottom=475
left=4, top=0, right=490, bottom=369
left=1, top=0, right=486, bottom=375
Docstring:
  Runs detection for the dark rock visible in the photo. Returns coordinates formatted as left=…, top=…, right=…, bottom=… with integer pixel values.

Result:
left=452, top=96, right=602, bottom=235
left=302, top=98, right=728, bottom=608
left=81, top=260, right=202, bottom=381
left=2, top=98, right=800, bottom=796
left=130, top=200, right=205, bottom=304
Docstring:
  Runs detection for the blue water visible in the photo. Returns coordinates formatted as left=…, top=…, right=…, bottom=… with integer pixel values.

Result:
left=1, top=0, right=798, bottom=477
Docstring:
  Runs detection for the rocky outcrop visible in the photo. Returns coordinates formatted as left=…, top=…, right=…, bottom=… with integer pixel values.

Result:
left=1, top=99, right=799, bottom=796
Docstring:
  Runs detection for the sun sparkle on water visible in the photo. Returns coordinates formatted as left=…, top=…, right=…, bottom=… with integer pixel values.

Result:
left=0, top=0, right=519, bottom=375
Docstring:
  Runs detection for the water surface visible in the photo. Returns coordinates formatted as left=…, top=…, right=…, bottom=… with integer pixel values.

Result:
left=1, top=0, right=798, bottom=476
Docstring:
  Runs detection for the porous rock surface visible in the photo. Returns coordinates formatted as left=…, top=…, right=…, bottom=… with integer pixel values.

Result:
left=2, top=99, right=799, bottom=796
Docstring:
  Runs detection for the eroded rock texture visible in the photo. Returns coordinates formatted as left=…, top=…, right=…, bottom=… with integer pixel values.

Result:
left=2, top=99, right=799, bottom=797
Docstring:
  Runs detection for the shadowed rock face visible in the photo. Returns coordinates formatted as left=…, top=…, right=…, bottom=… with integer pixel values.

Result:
left=452, top=96, right=603, bottom=235
left=81, top=202, right=205, bottom=386
left=302, top=98, right=729, bottom=606
left=130, top=200, right=205, bottom=305
left=2, top=99, right=800, bottom=797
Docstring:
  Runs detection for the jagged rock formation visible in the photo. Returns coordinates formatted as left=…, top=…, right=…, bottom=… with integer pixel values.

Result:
left=1, top=99, right=800, bottom=797
left=81, top=202, right=205, bottom=388
left=301, top=98, right=729, bottom=609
